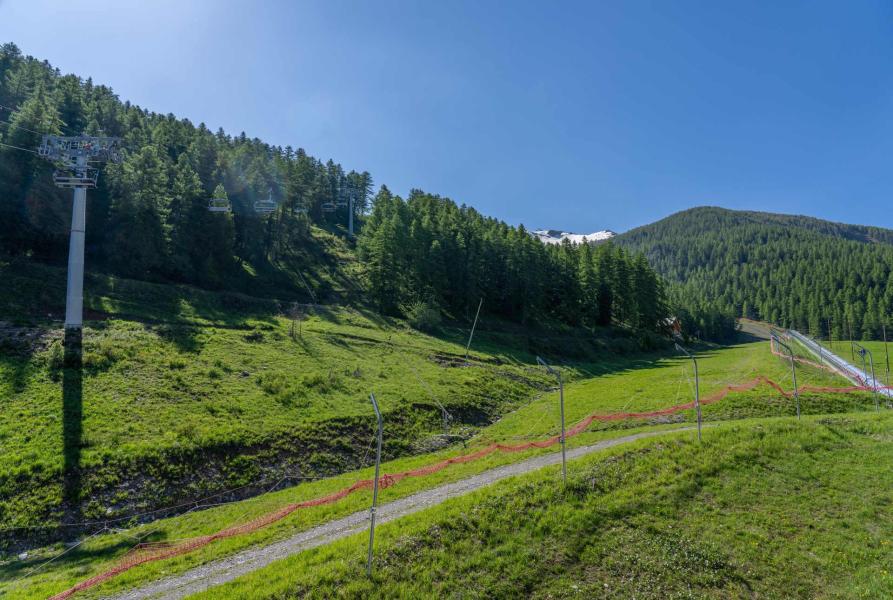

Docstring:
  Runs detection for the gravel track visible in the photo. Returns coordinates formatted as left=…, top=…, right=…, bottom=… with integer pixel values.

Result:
left=105, top=428, right=690, bottom=600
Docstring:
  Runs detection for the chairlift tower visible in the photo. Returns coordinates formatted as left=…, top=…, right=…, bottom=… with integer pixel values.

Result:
left=38, top=135, right=122, bottom=330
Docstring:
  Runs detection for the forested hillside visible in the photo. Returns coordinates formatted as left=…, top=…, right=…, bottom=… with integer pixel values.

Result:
left=359, top=189, right=664, bottom=330
left=617, top=206, right=893, bottom=339
left=0, top=42, right=372, bottom=300
left=0, top=42, right=669, bottom=334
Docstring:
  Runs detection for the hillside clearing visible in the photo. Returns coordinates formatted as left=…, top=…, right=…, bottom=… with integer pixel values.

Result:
left=192, top=413, right=893, bottom=599
left=1, top=335, right=877, bottom=599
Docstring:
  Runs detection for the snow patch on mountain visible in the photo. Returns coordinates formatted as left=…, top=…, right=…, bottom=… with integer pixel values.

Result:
left=532, top=229, right=616, bottom=245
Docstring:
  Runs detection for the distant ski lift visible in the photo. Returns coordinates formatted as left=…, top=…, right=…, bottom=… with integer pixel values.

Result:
left=208, top=196, right=231, bottom=213
left=321, top=201, right=337, bottom=213
left=254, top=190, right=278, bottom=214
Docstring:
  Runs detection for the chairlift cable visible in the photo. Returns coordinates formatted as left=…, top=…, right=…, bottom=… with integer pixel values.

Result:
left=0, top=118, right=54, bottom=137
left=0, top=102, right=98, bottom=136
left=0, top=140, right=40, bottom=154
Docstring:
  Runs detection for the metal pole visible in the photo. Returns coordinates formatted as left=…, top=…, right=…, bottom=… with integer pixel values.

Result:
left=884, top=324, right=890, bottom=390
left=854, top=342, right=868, bottom=387
left=64, top=155, right=88, bottom=329
left=772, top=335, right=800, bottom=419
left=464, top=298, right=483, bottom=362
left=868, top=352, right=879, bottom=410
left=366, top=392, right=383, bottom=576
left=789, top=350, right=799, bottom=420
left=853, top=342, right=880, bottom=411
left=558, top=373, right=566, bottom=483
left=536, top=356, right=566, bottom=485
left=675, top=343, right=701, bottom=441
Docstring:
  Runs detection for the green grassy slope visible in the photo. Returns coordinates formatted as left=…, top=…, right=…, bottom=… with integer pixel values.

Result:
left=194, top=413, right=893, bottom=599
left=1, top=336, right=877, bottom=599
left=1, top=253, right=658, bottom=549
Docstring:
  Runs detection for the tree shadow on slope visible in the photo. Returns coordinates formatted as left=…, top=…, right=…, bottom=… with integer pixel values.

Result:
left=61, top=330, right=84, bottom=527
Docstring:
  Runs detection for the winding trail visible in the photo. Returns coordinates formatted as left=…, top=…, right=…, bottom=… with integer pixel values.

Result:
left=104, top=428, right=690, bottom=600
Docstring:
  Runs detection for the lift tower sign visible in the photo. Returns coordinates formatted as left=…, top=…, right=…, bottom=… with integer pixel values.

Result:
left=38, top=135, right=122, bottom=329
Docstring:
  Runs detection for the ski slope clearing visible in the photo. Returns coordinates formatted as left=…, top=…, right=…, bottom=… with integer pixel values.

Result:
left=102, top=430, right=685, bottom=600
left=194, top=414, right=893, bottom=599
left=4, top=336, right=877, bottom=599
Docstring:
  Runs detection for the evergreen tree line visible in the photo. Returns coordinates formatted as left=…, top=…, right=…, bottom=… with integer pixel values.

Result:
left=0, top=43, right=371, bottom=289
left=617, top=207, right=893, bottom=341
left=1, top=43, right=671, bottom=334
left=358, top=189, right=669, bottom=332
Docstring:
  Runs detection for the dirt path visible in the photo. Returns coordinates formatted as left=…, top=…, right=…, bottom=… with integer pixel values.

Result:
left=106, top=428, right=690, bottom=600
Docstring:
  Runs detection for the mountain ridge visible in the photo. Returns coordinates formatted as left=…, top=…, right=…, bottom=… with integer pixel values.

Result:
left=614, top=206, right=893, bottom=339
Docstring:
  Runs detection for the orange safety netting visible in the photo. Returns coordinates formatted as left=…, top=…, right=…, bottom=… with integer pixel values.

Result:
left=49, top=358, right=885, bottom=599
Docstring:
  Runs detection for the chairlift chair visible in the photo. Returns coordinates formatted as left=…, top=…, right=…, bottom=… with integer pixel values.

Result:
left=52, top=169, right=99, bottom=188
left=254, top=190, right=278, bottom=214
left=320, top=201, right=337, bottom=213
left=208, top=196, right=231, bottom=213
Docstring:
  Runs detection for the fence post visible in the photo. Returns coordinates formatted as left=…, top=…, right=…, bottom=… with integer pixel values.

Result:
left=536, top=356, right=566, bottom=485
left=465, top=298, right=483, bottom=362
left=366, top=392, right=383, bottom=576
left=674, top=343, right=702, bottom=441
left=852, top=342, right=880, bottom=412
left=771, top=334, right=800, bottom=419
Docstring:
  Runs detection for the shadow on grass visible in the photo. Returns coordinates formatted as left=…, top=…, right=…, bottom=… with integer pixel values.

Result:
left=0, top=534, right=139, bottom=585
left=152, top=323, right=204, bottom=353
left=62, top=329, right=83, bottom=526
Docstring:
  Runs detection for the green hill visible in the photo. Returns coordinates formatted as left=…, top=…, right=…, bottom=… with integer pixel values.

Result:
left=2, top=339, right=881, bottom=598
left=200, top=414, right=893, bottom=599
left=616, top=206, right=893, bottom=339
left=1, top=252, right=670, bottom=550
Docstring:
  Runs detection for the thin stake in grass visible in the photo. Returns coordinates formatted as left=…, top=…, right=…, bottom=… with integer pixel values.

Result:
left=674, top=342, right=701, bottom=441
left=367, top=392, right=383, bottom=577
left=465, top=297, right=483, bottom=362
left=851, top=341, right=880, bottom=411
left=536, top=356, right=566, bottom=485
left=883, top=324, right=890, bottom=390
left=771, top=334, right=800, bottom=419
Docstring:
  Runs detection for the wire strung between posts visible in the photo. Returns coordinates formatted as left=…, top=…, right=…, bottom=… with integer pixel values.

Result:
left=8, top=527, right=110, bottom=589
left=0, top=117, right=56, bottom=138
left=0, top=473, right=364, bottom=533
left=0, top=102, right=90, bottom=136
left=47, top=368, right=889, bottom=600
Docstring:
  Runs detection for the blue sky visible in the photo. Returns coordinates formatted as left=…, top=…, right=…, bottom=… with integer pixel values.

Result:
left=1, top=0, right=891, bottom=232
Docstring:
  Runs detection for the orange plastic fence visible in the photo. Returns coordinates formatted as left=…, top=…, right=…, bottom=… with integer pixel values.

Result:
left=49, top=359, right=884, bottom=599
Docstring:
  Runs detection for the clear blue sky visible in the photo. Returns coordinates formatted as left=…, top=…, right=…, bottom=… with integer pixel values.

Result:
left=2, top=0, right=891, bottom=232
